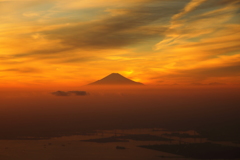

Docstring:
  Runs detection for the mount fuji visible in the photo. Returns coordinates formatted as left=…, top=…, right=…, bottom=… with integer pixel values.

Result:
left=88, top=73, right=144, bottom=85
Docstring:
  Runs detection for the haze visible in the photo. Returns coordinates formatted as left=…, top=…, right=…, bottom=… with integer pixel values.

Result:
left=0, top=86, right=239, bottom=140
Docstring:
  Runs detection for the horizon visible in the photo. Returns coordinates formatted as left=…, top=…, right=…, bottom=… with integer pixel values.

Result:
left=1, top=72, right=240, bottom=90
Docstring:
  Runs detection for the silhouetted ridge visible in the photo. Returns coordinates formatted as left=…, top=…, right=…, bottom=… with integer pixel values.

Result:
left=89, top=73, right=144, bottom=85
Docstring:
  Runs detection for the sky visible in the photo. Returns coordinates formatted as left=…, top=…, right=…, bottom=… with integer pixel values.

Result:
left=0, top=0, right=240, bottom=88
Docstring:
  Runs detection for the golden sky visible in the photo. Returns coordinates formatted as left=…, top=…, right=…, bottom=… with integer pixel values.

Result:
left=0, top=0, right=240, bottom=88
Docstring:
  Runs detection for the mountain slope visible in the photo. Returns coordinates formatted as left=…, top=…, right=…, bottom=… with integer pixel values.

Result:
left=88, top=73, right=144, bottom=85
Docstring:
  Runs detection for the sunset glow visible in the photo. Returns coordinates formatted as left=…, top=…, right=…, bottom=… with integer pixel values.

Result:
left=0, top=0, right=240, bottom=89
left=1, top=1, right=240, bottom=159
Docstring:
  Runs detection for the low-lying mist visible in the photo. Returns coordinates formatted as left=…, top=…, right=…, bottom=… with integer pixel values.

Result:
left=0, top=86, right=240, bottom=141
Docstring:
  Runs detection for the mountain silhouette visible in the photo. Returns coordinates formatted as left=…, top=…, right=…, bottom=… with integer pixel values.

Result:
left=89, top=73, right=144, bottom=85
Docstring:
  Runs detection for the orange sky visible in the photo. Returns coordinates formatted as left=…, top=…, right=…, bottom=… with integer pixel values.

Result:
left=0, top=0, right=240, bottom=89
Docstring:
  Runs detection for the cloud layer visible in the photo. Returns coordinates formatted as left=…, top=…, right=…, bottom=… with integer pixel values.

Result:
left=52, top=91, right=88, bottom=96
left=0, top=0, right=239, bottom=87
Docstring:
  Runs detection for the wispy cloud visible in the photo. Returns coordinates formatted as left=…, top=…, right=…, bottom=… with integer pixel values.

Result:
left=0, top=67, right=41, bottom=73
left=0, top=0, right=239, bottom=86
left=172, top=0, right=207, bottom=20
left=155, top=0, right=239, bottom=50
left=155, top=0, right=208, bottom=50
left=40, top=5, right=174, bottom=50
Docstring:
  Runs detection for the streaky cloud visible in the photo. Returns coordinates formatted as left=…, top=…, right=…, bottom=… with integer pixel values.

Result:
left=172, top=0, right=207, bottom=20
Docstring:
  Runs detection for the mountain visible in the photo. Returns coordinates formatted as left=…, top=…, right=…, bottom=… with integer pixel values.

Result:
left=88, top=73, right=144, bottom=85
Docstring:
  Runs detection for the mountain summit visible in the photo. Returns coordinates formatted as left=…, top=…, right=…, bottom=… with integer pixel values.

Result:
left=89, top=73, right=144, bottom=85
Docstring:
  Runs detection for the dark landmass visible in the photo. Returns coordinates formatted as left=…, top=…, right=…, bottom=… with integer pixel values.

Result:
left=0, top=131, right=96, bottom=140
left=195, top=126, right=240, bottom=143
left=117, top=134, right=171, bottom=141
left=162, top=132, right=202, bottom=138
left=81, top=137, right=129, bottom=143
left=3, top=137, right=51, bottom=140
left=82, top=134, right=171, bottom=143
left=158, top=155, right=183, bottom=159
left=152, top=128, right=167, bottom=132
left=88, top=73, right=144, bottom=85
left=139, top=143, right=240, bottom=159
left=116, top=146, right=126, bottom=149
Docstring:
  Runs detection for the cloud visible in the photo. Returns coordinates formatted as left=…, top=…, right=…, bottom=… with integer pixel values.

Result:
left=56, top=0, right=153, bottom=10
left=155, top=0, right=238, bottom=50
left=39, top=3, right=180, bottom=51
left=219, top=0, right=240, bottom=5
left=52, top=91, right=87, bottom=96
left=0, top=67, right=41, bottom=73
left=148, top=53, right=240, bottom=85
left=22, top=12, right=40, bottom=17
left=167, top=63, right=240, bottom=82
left=8, top=1, right=185, bottom=62
left=2, top=0, right=186, bottom=63
left=0, top=0, right=239, bottom=86
left=172, top=0, right=207, bottom=20
left=191, top=65, right=240, bottom=77
left=191, top=82, right=226, bottom=85
left=14, top=47, right=75, bottom=58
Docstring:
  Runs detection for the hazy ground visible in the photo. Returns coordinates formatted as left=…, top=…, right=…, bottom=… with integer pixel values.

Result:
left=1, top=86, right=240, bottom=142
left=1, top=86, right=240, bottom=159
left=0, top=129, right=197, bottom=160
